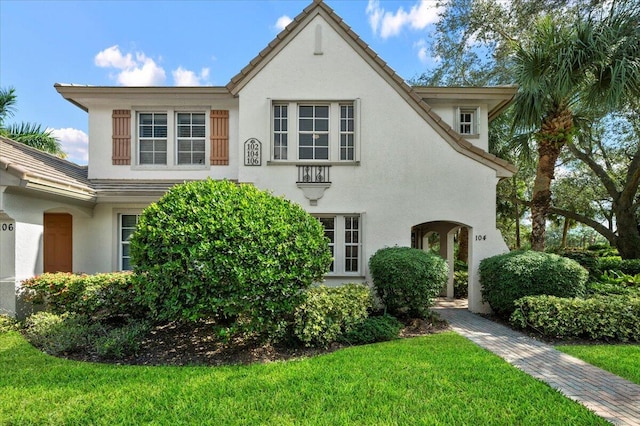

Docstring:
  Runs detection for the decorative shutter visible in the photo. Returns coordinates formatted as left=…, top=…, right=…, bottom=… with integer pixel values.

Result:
left=112, top=110, right=131, bottom=165
left=210, top=110, right=229, bottom=165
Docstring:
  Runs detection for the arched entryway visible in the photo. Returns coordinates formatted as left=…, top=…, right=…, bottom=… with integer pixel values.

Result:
left=411, top=221, right=470, bottom=300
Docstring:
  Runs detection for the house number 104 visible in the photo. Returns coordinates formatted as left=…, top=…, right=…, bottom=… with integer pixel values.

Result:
left=475, top=235, right=487, bottom=241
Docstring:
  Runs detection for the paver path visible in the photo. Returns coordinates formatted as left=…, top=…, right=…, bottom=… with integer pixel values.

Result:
left=432, top=299, right=640, bottom=426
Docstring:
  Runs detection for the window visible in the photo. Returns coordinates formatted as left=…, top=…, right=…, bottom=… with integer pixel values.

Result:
left=299, top=105, right=329, bottom=160
left=119, top=214, right=140, bottom=271
left=273, top=105, right=288, bottom=160
left=176, top=112, right=206, bottom=165
left=315, top=214, right=361, bottom=275
left=271, top=101, right=358, bottom=162
left=340, top=105, right=355, bottom=161
left=457, top=107, right=479, bottom=136
left=139, top=113, right=167, bottom=165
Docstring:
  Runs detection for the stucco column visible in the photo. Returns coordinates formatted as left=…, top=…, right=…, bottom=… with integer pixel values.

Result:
left=0, top=187, right=16, bottom=317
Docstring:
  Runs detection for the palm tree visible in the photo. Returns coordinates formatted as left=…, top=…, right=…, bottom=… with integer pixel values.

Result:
left=0, top=87, right=66, bottom=157
left=511, top=5, right=640, bottom=251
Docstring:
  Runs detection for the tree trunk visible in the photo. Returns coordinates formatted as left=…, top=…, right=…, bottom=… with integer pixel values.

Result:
left=530, top=141, right=562, bottom=251
left=457, top=227, right=468, bottom=263
left=613, top=202, right=640, bottom=259
left=514, top=176, right=521, bottom=249
left=561, top=218, right=570, bottom=249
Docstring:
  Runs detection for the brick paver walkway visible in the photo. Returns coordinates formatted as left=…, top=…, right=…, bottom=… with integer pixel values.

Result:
left=432, top=299, right=640, bottom=425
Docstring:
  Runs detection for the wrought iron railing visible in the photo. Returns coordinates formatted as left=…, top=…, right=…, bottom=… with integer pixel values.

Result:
left=297, top=165, right=331, bottom=183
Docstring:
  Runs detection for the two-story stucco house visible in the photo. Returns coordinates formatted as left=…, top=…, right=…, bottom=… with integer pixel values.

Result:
left=0, top=0, right=516, bottom=318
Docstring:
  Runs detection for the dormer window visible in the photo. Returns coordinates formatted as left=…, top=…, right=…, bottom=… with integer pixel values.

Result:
left=456, top=107, right=479, bottom=137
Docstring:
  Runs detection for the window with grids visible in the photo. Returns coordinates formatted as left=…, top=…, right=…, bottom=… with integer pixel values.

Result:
left=176, top=112, right=206, bottom=165
left=273, top=105, right=288, bottom=160
left=299, top=105, right=329, bottom=160
left=340, top=105, right=355, bottom=160
left=458, top=108, right=477, bottom=135
left=138, top=113, right=167, bottom=165
left=119, top=214, right=140, bottom=271
left=315, top=214, right=361, bottom=275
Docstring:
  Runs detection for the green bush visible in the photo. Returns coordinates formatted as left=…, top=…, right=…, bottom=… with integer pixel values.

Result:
left=511, top=295, right=640, bottom=342
left=594, top=257, right=640, bottom=277
left=454, top=270, right=469, bottom=299
left=0, top=315, right=18, bottom=333
left=21, top=272, right=146, bottom=319
left=94, top=321, right=150, bottom=359
left=130, top=179, right=332, bottom=340
left=480, top=250, right=587, bottom=317
left=293, top=284, right=372, bottom=347
left=369, top=246, right=448, bottom=318
left=338, top=314, right=403, bottom=345
left=23, top=312, right=100, bottom=355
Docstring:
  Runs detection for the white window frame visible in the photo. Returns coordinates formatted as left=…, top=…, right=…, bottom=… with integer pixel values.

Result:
left=116, top=211, right=142, bottom=271
left=133, top=108, right=210, bottom=169
left=314, top=214, right=362, bottom=276
left=270, top=100, right=360, bottom=164
left=176, top=112, right=207, bottom=165
left=137, top=112, right=168, bottom=165
left=456, top=107, right=480, bottom=137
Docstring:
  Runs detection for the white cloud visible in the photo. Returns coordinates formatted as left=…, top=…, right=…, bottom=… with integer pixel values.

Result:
left=275, top=15, right=293, bottom=31
left=95, top=45, right=166, bottom=86
left=50, top=127, right=89, bottom=165
left=172, top=67, right=211, bottom=86
left=366, top=0, right=443, bottom=39
left=413, top=39, right=429, bottom=63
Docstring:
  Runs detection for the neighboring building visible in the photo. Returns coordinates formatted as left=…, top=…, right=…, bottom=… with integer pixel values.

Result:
left=0, top=0, right=516, bottom=318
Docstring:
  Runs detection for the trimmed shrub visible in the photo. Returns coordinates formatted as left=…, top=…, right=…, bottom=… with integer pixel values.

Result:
left=93, top=321, right=150, bottom=359
left=0, top=315, right=18, bottom=333
left=480, top=250, right=587, bottom=317
left=293, top=284, right=372, bottom=347
left=511, top=295, right=640, bottom=342
left=130, top=179, right=332, bottom=340
left=338, top=314, right=403, bottom=345
left=369, top=246, right=448, bottom=318
left=23, top=312, right=101, bottom=355
left=454, top=270, right=469, bottom=299
left=21, top=272, right=146, bottom=319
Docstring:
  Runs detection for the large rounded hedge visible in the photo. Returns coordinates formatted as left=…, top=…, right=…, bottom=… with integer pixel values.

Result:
left=480, top=250, right=588, bottom=317
left=369, top=246, right=448, bottom=318
left=130, top=179, right=332, bottom=338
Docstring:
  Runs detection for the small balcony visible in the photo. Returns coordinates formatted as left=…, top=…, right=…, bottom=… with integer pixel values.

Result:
left=296, top=165, right=331, bottom=206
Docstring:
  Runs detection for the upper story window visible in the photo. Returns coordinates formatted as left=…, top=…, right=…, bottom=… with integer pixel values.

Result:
left=271, top=101, right=359, bottom=163
left=139, top=113, right=167, bottom=165
left=456, top=107, right=479, bottom=136
left=177, top=112, right=206, bottom=165
left=136, top=110, right=208, bottom=167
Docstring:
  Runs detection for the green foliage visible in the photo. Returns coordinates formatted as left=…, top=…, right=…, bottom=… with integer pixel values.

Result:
left=480, top=250, right=588, bottom=317
left=0, top=315, right=18, bottom=333
left=93, top=321, right=150, bottom=359
left=370, top=247, right=448, bottom=318
left=130, top=179, right=332, bottom=340
left=595, top=257, right=640, bottom=277
left=293, top=284, right=372, bottom=347
left=21, top=272, right=147, bottom=319
left=338, top=314, right=403, bottom=345
left=511, top=295, right=640, bottom=342
left=23, top=312, right=100, bottom=355
left=454, top=270, right=469, bottom=299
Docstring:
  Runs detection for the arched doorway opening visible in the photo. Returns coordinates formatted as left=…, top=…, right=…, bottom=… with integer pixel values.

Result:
left=411, top=221, right=470, bottom=300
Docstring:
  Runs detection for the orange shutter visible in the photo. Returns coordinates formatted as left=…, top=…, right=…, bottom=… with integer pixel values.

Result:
left=112, top=110, right=131, bottom=165
left=210, top=110, right=229, bottom=165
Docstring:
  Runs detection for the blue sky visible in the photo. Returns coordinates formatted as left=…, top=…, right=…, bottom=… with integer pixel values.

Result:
left=1, top=0, right=445, bottom=164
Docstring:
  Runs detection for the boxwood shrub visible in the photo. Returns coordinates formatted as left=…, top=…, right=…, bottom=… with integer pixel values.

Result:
left=130, top=179, right=332, bottom=340
left=21, top=272, right=146, bottom=319
left=510, top=295, right=640, bottom=342
left=293, top=284, right=372, bottom=347
left=369, top=246, right=448, bottom=318
left=338, top=314, right=403, bottom=345
left=479, top=250, right=587, bottom=317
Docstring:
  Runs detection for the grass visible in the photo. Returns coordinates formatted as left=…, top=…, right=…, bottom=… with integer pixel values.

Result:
left=0, top=331, right=606, bottom=425
left=556, top=344, right=640, bottom=385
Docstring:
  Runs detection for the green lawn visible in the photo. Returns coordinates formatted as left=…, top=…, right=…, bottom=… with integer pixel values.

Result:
left=556, top=344, right=640, bottom=385
left=0, top=331, right=605, bottom=425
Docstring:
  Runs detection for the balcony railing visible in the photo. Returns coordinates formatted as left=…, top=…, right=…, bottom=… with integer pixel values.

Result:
left=297, top=165, right=331, bottom=184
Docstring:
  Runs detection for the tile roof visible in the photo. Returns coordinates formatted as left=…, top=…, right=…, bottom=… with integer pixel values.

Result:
left=0, top=136, right=95, bottom=201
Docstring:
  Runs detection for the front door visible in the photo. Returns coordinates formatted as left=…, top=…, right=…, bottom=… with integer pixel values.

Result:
left=43, top=213, right=72, bottom=273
